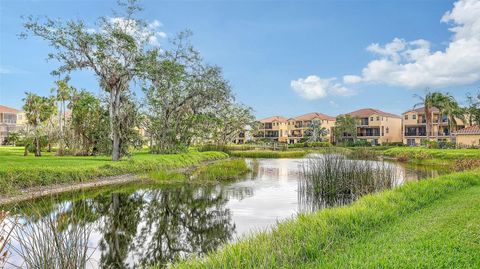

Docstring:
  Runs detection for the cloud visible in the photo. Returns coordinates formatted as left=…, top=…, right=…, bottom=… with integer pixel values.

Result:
left=344, top=0, right=480, bottom=89
left=107, top=17, right=166, bottom=47
left=291, top=75, right=354, bottom=100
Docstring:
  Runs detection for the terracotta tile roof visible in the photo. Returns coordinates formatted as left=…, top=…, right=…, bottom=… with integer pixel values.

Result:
left=0, top=105, right=21, bottom=114
left=404, top=106, right=440, bottom=114
left=258, top=115, right=288, bottom=123
left=345, top=108, right=401, bottom=119
left=455, top=125, right=480, bottom=135
left=292, top=112, right=335, bottom=121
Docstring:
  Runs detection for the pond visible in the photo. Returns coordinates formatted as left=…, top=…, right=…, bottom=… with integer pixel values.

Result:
left=2, top=155, right=448, bottom=268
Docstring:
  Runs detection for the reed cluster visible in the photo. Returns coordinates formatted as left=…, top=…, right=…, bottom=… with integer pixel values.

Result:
left=299, top=153, right=398, bottom=211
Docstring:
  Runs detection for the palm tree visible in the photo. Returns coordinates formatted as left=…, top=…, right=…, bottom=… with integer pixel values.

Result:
left=23, top=92, right=56, bottom=157
left=414, top=91, right=445, bottom=141
left=437, top=93, right=465, bottom=137
left=306, top=119, right=328, bottom=142
left=52, top=77, right=73, bottom=155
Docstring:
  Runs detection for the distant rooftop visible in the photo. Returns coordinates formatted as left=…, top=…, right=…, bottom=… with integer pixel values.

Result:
left=0, top=105, right=21, bottom=114
left=403, top=106, right=440, bottom=114
left=455, top=125, right=480, bottom=135
left=258, top=115, right=288, bottom=123
left=292, top=112, right=335, bottom=121
left=345, top=108, right=401, bottom=119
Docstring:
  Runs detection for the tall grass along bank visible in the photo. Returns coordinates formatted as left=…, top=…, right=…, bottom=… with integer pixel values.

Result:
left=0, top=147, right=227, bottom=194
left=174, top=169, right=480, bottom=268
left=383, top=147, right=480, bottom=161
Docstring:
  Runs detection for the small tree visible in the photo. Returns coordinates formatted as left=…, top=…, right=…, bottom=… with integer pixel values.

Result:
left=305, top=119, right=328, bottom=143
left=211, top=102, right=255, bottom=145
left=5, top=132, right=20, bottom=146
left=334, top=115, right=357, bottom=144
left=466, top=92, right=480, bottom=125
left=22, top=93, right=56, bottom=156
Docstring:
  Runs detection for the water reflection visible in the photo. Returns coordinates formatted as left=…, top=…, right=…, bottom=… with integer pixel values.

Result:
left=3, top=156, right=448, bottom=268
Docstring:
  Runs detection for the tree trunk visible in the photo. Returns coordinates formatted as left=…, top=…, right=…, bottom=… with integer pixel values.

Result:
left=24, top=144, right=29, bottom=156
left=110, top=88, right=122, bottom=161
left=35, top=137, right=41, bottom=157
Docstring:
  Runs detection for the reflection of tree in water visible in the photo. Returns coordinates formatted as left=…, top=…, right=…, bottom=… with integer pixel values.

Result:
left=96, top=192, right=144, bottom=269
left=132, top=185, right=235, bottom=268
left=224, top=186, right=254, bottom=200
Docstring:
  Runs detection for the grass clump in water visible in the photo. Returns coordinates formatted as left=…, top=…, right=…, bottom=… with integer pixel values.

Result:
left=148, top=170, right=187, bottom=182
left=229, top=150, right=307, bottom=158
left=299, top=153, right=397, bottom=211
left=193, top=159, right=250, bottom=181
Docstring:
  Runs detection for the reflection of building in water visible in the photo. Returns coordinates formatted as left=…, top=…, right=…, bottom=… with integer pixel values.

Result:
left=224, top=186, right=254, bottom=200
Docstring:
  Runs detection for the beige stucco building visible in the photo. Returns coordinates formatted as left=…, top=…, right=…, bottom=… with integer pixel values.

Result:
left=255, top=116, right=289, bottom=143
left=454, top=126, right=480, bottom=148
left=287, top=112, right=336, bottom=144
left=0, top=105, right=26, bottom=145
left=341, top=108, right=402, bottom=145
left=402, top=107, right=468, bottom=146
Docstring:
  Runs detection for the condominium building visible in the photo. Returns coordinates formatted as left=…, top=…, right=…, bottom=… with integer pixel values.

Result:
left=0, top=105, right=26, bottom=144
left=255, top=116, right=289, bottom=143
left=287, top=112, right=336, bottom=144
left=402, top=107, right=468, bottom=146
left=341, top=108, right=402, bottom=145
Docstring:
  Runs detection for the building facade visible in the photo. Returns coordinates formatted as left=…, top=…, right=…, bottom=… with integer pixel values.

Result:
left=286, top=112, right=336, bottom=144
left=402, top=107, right=468, bottom=146
left=454, top=125, right=480, bottom=148
left=0, top=105, right=26, bottom=145
left=343, top=108, right=402, bottom=145
left=255, top=116, right=289, bottom=143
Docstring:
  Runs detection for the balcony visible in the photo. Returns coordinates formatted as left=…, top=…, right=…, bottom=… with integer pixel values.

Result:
left=357, top=132, right=380, bottom=137
left=405, top=132, right=426, bottom=136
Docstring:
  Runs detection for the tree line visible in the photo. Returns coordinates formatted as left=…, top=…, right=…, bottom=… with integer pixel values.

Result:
left=14, top=0, right=255, bottom=160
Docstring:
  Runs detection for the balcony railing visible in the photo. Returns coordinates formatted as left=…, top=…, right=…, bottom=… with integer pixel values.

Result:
left=357, top=133, right=380, bottom=137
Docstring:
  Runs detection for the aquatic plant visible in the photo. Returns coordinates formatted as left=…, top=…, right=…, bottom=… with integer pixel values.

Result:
left=11, top=203, right=94, bottom=269
left=299, top=153, right=398, bottom=211
left=1, top=210, right=15, bottom=267
left=193, top=159, right=250, bottom=181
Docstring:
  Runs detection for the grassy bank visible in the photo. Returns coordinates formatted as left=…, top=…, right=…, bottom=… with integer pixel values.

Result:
left=0, top=147, right=228, bottom=194
left=383, top=147, right=480, bottom=160
left=148, top=159, right=250, bottom=182
left=174, top=169, right=480, bottom=268
left=229, top=150, right=308, bottom=158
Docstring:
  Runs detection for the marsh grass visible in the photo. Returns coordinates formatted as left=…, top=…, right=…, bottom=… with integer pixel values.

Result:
left=10, top=203, right=94, bottom=269
left=299, top=153, right=398, bottom=211
left=1, top=210, right=15, bottom=267
left=192, top=159, right=250, bottom=181
left=346, top=147, right=380, bottom=160
left=229, top=150, right=308, bottom=158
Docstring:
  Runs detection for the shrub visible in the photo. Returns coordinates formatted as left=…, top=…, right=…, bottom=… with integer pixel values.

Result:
left=396, top=152, right=409, bottom=162
left=454, top=159, right=480, bottom=171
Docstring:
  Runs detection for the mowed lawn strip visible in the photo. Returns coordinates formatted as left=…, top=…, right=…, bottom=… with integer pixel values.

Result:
left=0, top=147, right=228, bottom=194
left=174, top=169, right=480, bottom=269
left=308, top=185, right=480, bottom=268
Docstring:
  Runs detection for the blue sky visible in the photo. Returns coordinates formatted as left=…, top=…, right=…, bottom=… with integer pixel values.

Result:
left=1, top=0, right=479, bottom=118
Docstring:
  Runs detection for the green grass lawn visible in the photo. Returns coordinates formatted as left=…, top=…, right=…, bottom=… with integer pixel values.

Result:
left=383, top=147, right=480, bottom=160
left=0, top=146, right=228, bottom=194
left=174, top=169, right=480, bottom=268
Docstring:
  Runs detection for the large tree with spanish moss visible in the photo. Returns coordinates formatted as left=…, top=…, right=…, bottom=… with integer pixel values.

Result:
left=22, top=0, right=152, bottom=160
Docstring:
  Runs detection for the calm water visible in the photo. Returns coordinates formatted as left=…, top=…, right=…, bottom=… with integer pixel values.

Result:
left=3, top=156, right=447, bottom=268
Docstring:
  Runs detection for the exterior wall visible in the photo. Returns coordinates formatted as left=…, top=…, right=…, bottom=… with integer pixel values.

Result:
left=0, top=111, right=25, bottom=144
left=287, top=118, right=335, bottom=144
left=402, top=110, right=470, bottom=145
left=256, top=120, right=289, bottom=143
left=456, top=134, right=480, bottom=148
left=354, top=115, right=402, bottom=145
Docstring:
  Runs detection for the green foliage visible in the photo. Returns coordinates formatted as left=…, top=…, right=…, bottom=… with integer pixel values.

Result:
left=345, top=139, right=371, bottom=147
left=148, top=170, right=186, bottom=182
left=174, top=169, right=480, bottom=268
left=288, top=142, right=332, bottom=149
left=333, top=115, right=357, bottom=143
left=193, top=159, right=250, bottom=181
left=0, top=147, right=227, bottom=194
left=383, top=147, right=480, bottom=160
left=229, top=150, right=308, bottom=158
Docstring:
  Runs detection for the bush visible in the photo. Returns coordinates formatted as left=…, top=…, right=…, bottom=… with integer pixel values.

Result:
left=288, top=142, right=332, bottom=149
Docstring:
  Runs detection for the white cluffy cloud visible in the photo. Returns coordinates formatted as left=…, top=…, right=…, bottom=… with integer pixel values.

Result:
left=343, top=0, right=480, bottom=89
left=108, top=17, right=167, bottom=47
left=292, top=0, right=480, bottom=100
left=291, top=75, right=354, bottom=100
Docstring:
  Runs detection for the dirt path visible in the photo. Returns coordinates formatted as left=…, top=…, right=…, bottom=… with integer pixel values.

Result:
left=0, top=158, right=226, bottom=205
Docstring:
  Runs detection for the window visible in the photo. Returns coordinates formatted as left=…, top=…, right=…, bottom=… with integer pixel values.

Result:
left=413, top=115, right=416, bottom=119
left=386, top=127, right=389, bottom=133
left=404, top=115, right=408, bottom=120
left=370, top=117, right=374, bottom=121
left=376, top=116, right=380, bottom=121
